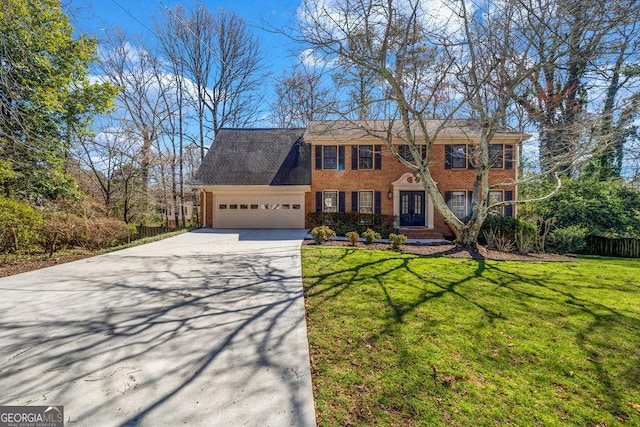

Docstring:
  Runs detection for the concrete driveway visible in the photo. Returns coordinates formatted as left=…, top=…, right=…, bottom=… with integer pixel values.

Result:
left=0, top=229, right=315, bottom=426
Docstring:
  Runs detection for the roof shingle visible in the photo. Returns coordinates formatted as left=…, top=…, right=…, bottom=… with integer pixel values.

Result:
left=193, top=128, right=310, bottom=186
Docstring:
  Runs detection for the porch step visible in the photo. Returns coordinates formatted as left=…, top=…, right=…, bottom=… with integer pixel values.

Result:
left=399, top=228, right=445, bottom=240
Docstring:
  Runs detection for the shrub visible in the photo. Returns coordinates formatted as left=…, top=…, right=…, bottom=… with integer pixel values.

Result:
left=545, top=225, right=587, bottom=254
left=306, top=212, right=398, bottom=238
left=483, top=227, right=514, bottom=252
left=41, top=211, right=86, bottom=255
left=85, top=217, right=133, bottom=249
left=362, top=228, right=381, bottom=244
left=345, top=231, right=360, bottom=246
left=515, top=220, right=537, bottom=254
left=388, top=233, right=407, bottom=250
left=480, top=215, right=519, bottom=243
left=310, top=225, right=336, bottom=245
left=0, top=197, right=43, bottom=252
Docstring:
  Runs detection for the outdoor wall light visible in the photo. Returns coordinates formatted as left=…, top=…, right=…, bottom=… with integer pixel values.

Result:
left=388, top=190, right=393, bottom=199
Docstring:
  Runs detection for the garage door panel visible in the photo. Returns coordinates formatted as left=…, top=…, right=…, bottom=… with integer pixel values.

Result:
left=214, top=193, right=305, bottom=228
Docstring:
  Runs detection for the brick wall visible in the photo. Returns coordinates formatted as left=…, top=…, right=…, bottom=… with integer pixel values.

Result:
left=306, top=143, right=518, bottom=237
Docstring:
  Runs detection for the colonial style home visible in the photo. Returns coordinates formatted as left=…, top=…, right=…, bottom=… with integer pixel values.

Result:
left=193, top=121, right=528, bottom=239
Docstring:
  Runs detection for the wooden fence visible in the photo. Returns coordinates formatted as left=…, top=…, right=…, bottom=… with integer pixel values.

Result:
left=582, top=235, right=640, bottom=258
left=132, top=225, right=179, bottom=241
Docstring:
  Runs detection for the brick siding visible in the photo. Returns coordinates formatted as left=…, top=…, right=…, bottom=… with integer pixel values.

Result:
left=306, top=144, right=517, bottom=237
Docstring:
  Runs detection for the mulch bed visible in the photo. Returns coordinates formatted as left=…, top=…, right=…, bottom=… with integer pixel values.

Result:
left=303, top=239, right=577, bottom=262
left=0, top=253, right=96, bottom=278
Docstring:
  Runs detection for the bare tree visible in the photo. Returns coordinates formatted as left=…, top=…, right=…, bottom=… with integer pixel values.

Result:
left=271, top=64, right=335, bottom=127
left=158, top=3, right=267, bottom=161
left=296, top=0, right=592, bottom=246
left=99, top=29, right=170, bottom=200
left=74, top=121, right=144, bottom=223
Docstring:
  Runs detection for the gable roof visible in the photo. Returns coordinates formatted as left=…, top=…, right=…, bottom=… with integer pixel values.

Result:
left=192, top=128, right=311, bottom=186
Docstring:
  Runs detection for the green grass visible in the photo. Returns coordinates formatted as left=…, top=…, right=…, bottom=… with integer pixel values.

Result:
left=302, top=246, right=640, bottom=426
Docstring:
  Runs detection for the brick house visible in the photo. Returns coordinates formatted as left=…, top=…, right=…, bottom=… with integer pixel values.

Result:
left=193, top=121, right=528, bottom=238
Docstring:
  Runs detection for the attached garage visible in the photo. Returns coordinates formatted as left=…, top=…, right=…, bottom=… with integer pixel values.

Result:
left=203, top=186, right=308, bottom=229
left=193, top=128, right=311, bottom=229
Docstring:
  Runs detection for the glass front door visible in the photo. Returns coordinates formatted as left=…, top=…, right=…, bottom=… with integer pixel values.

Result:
left=399, top=191, right=425, bottom=226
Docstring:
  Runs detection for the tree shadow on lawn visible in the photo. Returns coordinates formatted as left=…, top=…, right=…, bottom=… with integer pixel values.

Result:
left=304, top=250, right=640, bottom=423
left=0, top=247, right=314, bottom=426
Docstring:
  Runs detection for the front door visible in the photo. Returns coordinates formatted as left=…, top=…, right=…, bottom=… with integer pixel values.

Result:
left=399, top=191, right=425, bottom=226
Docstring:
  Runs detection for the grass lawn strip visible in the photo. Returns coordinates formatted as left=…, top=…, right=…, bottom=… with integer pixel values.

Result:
left=302, top=246, right=640, bottom=426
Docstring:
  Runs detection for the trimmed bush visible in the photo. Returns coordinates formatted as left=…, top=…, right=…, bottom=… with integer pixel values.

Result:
left=306, top=212, right=397, bottom=238
left=310, top=225, right=336, bottom=245
left=345, top=231, right=360, bottom=246
left=389, top=233, right=407, bottom=250
left=545, top=225, right=587, bottom=254
left=362, top=228, right=381, bottom=244
left=0, top=197, right=43, bottom=252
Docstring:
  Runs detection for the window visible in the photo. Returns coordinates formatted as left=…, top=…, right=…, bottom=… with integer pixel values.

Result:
left=323, top=146, right=337, bottom=169
left=445, top=144, right=469, bottom=169
left=230, top=204, right=238, bottom=209
left=282, top=204, right=290, bottom=209
left=250, top=204, right=258, bottom=209
left=292, top=204, right=301, bottom=209
left=450, top=191, right=467, bottom=219
left=398, top=145, right=427, bottom=162
left=219, top=204, right=227, bottom=209
left=240, top=204, right=248, bottom=209
left=489, top=145, right=504, bottom=169
left=352, top=145, right=382, bottom=169
left=323, top=191, right=338, bottom=213
left=358, top=145, right=373, bottom=169
left=358, top=191, right=373, bottom=214
left=315, top=145, right=345, bottom=170
left=488, top=191, right=504, bottom=215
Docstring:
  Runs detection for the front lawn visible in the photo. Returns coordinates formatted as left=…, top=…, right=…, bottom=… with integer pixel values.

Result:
left=302, top=247, right=640, bottom=426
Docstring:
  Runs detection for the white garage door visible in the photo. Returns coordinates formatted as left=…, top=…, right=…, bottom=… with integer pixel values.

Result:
left=213, top=193, right=305, bottom=228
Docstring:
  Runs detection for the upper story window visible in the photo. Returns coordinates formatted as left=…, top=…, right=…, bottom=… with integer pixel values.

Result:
left=446, top=144, right=514, bottom=170
left=351, top=145, right=382, bottom=170
left=323, top=146, right=337, bottom=169
left=445, top=144, right=468, bottom=169
left=489, top=145, right=504, bottom=169
left=398, top=145, right=427, bottom=162
left=315, top=145, right=345, bottom=170
left=489, top=144, right=514, bottom=169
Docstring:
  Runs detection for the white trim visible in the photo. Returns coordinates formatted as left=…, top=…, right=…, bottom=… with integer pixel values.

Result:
left=391, top=173, right=434, bottom=229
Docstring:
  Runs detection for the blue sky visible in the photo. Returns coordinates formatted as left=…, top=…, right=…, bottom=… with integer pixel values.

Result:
left=67, top=0, right=303, bottom=84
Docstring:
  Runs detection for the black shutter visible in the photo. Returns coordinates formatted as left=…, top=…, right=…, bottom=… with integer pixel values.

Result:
left=505, top=145, right=513, bottom=169
left=444, top=145, right=452, bottom=169
left=374, top=145, right=382, bottom=170
left=467, top=191, right=473, bottom=220
left=315, top=192, right=323, bottom=212
left=339, top=192, right=346, bottom=213
left=374, top=191, right=382, bottom=214
left=351, top=146, right=358, bottom=170
left=338, top=146, right=345, bottom=170
left=505, top=190, right=513, bottom=217
left=467, top=145, right=474, bottom=169
left=421, top=145, right=427, bottom=160
left=315, top=146, right=322, bottom=170
left=352, top=192, right=359, bottom=212
left=444, top=191, right=452, bottom=204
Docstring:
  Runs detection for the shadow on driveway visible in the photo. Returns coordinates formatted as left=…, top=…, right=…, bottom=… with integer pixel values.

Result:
left=0, top=230, right=315, bottom=426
